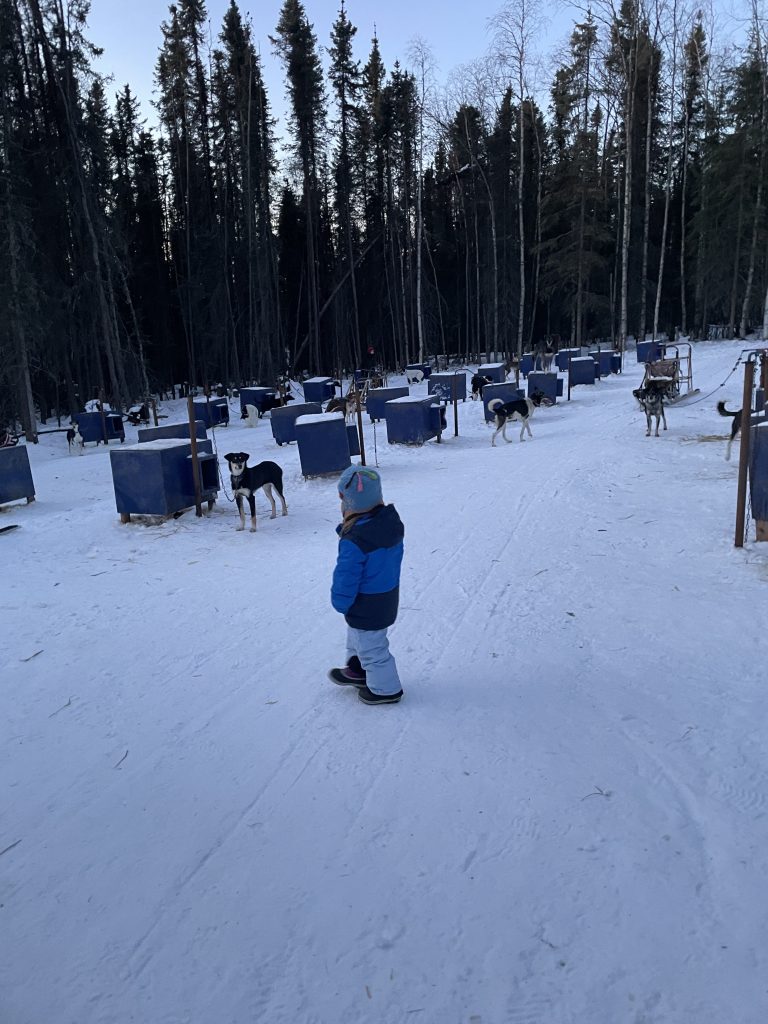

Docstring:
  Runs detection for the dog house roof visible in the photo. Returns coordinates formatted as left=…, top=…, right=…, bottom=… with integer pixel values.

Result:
left=113, top=438, right=194, bottom=453
left=295, top=413, right=340, bottom=426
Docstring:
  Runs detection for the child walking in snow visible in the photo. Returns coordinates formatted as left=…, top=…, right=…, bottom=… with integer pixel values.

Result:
left=328, top=466, right=405, bottom=705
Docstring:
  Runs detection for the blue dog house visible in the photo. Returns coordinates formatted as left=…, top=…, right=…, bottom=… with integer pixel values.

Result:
left=192, top=398, right=229, bottom=428
left=0, top=446, right=35, bottom=506
left=750, top=421, right=768, bottom=538
left=295, top=413, right=354, bottom=477
left=589, top=350, right=616, bottom=376
left=405, top=362, right=432, bottom=380
left=429, top=372, right=467, bottom=402
left=385, top=396, right=444, bottom=444
left=270, top=402, right=322, bottom=445
left=569, top=357, right=597, bottom=386
left=556, top=348, right=581, bottom=371
left=518, top=354, right=535, bottom=378
left=754, top=388, right=765, bottom=413
left=636, top=341, right=662, bottom=363
left=110, top=438, right=218, bottom=521
left=302, top=377, right=336, bottom=403
left=527, top=372, right=559, bottom=404
left=481, top=383, right=525, bottom=422
left=74, top=411, right=125, bottom=444
left=239, top=387, right=275, bottom=416
left=478, top=362, right=507, bottom=384
left=138, top=421, right=207, bottom=443
left=366, top=386, right=409, bottom=422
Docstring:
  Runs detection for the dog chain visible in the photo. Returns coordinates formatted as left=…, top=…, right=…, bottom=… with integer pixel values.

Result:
left=208, top=418, right=235, bottom=502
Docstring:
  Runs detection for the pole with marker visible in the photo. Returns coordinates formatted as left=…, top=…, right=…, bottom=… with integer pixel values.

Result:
left=187, top=395, right=203, bottom=517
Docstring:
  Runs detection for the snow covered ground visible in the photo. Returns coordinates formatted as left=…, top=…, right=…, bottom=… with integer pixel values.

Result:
left=2, top=340, right=767, bottom=1024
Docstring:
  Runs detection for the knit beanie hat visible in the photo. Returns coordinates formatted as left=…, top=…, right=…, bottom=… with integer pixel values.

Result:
left=338, top=465, right=384, bottom=513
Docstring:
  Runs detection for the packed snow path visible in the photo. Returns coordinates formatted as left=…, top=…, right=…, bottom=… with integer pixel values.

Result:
left=2, top=341, right=767, bottom=1024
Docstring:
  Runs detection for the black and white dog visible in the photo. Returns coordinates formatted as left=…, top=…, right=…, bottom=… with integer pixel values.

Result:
left=66, top=423, right=84, bottom=453
left=241, top=404, right=260, bottom=427
left=224, top=453, right=288, bottom=532
left=633, top=387, right=667, bottom=437
left=471, top=374, right=492, bottom=400
left=240, top=393, right=294, bottom=424
left=717, top=401, right=744, bottom=461
left=488, top=395, right=551, bottom=446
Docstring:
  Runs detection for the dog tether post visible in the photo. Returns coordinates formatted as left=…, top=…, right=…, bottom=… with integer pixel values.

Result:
left=734, top=356, right=755, bottom=548
left=354, top=381, right=366, bottom=466
left=187, top=395, right=204, bottom=517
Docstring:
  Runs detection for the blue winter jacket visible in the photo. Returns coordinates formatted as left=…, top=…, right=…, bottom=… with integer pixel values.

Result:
left=331, top=504, right=405, bottom=630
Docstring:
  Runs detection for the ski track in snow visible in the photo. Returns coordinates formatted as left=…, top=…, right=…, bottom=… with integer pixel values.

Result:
left=2, top=339, right=768, bottom=1024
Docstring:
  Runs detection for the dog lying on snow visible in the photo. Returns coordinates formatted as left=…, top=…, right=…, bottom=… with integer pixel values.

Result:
left=633, top=387, right=667, bottom=437
left=224, top=453, right=288, bottom=532
left=488, top=395, right=552, bottom=446
left=717, top=401, right=745, bottom=461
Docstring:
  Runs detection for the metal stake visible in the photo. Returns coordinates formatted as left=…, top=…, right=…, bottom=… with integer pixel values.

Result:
left=735, top=358, right=755, bottom=548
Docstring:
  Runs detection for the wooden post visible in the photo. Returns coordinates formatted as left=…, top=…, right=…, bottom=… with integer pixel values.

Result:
left=187, top=395, right=203, bottom=518
left=453, top=373, right=459, bottom=437
left=98, top=389, right=108, bottom=444
left=735, top=358, right=755, bottom=548
left=354, top=382, right=366, bottom=466
left=151, top=399, right=159, bottom=426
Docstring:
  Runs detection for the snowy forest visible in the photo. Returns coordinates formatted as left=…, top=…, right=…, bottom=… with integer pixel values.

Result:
left=3, top=0, right=768, bottom=436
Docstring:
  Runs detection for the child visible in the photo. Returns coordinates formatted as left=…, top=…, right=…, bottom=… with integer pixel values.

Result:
left=328, top=466, right=405, bottom=705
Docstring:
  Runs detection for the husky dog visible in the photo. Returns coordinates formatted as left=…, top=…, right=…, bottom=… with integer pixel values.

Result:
left=223, top=453, right=288, bottom=532
left=633, top=387, right=668, bottom=437
left=326, top=396, right=357, bottom=421
left=66, top=423, right=84, bottom=453
left=717, top=401, right=744, bottom=461
left=488, top=397, right=538, bottom=446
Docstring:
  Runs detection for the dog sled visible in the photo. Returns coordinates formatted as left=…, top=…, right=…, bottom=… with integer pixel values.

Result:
left=641, top=342, right=699, bottom=404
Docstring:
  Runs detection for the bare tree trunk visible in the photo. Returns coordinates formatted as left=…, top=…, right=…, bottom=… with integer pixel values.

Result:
left=517, top=96, right=526, bottom=357
left=729, top=182, right=745, bottom=336
left=639, top=53, right=654, bottom=342
left=653, top=24, right=678, bottom=341
left=740, top=38, right=767, bottom=338
left=619, top=38, right=637, bottom=353
left=528, top=114, right=543, bottom=351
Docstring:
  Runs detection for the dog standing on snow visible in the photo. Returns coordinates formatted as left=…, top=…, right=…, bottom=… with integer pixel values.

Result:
left=224, top=453, right=288, bottom=532
left=633, top=387, right=667, bottom=437
left=471, top=374, right=492, bottom=400
left=241, top=404, right=260, bottom=427
left=66, top=423, right=84, bottom=454
left=717, top=401, right=744, bottom=460
left=325, top=395, right=357, bottom=421
left=488, top=396, right=539, bottom=446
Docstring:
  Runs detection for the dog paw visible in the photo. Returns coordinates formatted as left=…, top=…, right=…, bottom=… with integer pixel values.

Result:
left=236, top=525, right=244, bottom=531
left=250, top=526, right=257, bottom=533
left=270, top=513, right=276, bottom=520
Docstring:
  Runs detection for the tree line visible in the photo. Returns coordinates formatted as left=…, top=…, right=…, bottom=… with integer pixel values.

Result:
left=2, top=0, right=768, bottom=437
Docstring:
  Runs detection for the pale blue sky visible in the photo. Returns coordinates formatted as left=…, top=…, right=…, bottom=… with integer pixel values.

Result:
left=86, top=0, right=745, bottom=136
left=86, top=0, right=575, bottom=126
